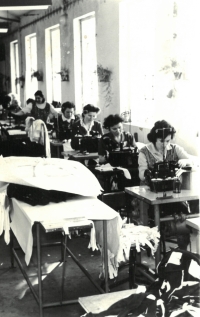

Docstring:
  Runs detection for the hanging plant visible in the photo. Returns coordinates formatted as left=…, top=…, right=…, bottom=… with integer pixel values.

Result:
left=15, top=75, right=25, bottom=88
left=96, top=64, right=113, bottom=107
left=31, top=71, right=43, bottom=81
left=97, top=64, right=112, bottom=82
left=160, top=59, right=183, bottom=80
left=57, top=69, right=69, bottom=81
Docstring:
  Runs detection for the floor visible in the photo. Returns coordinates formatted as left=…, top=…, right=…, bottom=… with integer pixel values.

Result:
left=0, top=227, right=157, bottom=317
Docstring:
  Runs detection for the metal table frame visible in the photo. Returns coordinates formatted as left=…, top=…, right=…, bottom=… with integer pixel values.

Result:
left=125, top=187, right=199, bottom=266
left=10, top=220, right=109, bottom=317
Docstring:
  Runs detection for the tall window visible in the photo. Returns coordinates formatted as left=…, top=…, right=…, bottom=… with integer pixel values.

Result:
left=74, top=12, right=98, bottom=114
left=10, top=40, right=20, bottom=97
left=119, top=0, right=156, bottom=128
left=45, top=25, right=61, bottom=104
left=25, top=33, right=38, bottom=101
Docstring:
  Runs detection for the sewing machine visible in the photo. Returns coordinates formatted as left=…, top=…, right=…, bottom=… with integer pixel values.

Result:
left=73, top=135, right=100, bottom=153
left=109, top=147, right=138, bottom=168
left=144, top=161, right=191, bottom=193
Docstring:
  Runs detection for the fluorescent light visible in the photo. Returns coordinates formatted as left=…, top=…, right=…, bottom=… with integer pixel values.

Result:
left=0, top=0, right=52, bottom=10
left=0, top=6, right=50, bottom=10
left=0, top=23, right=9, bottom=33
left=0, top=28, right=8, bottom=33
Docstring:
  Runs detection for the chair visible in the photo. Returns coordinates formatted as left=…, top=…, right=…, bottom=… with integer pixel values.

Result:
left=101, top=192, right=157, bottom=289
left=101, top=191, right=133, bottom=223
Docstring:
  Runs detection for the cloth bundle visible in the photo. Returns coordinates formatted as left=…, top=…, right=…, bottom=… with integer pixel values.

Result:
left=82, top=249, right=200, bottom=317
left=25, top=117, right=51, bottom=158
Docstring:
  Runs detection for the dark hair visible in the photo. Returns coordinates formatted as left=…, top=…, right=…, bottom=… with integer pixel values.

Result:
left=34, top=90, right=45, bottom=103
left=147, top=120, right=176, bottom=144
left=61, top=101, right=75, bottom=114
left=82, top=104, right=100, bottom=117
left=103, top=114, right=124, bottom=130
left=26, top=98, right=35, bottom=105
left=2, top=95, right=11, bottom=109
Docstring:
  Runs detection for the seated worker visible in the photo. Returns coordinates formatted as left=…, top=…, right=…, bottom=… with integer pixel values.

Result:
left=138, top=119, right=195, bottom=184
left=55, top=101, right=80, bottom=141
left=71, top=104, right=103, bottom=150
left=138, top=120, right=197, bottom=249
left=98, top=114, right=136, bottom=164
left=11, top=90, right=58, bottom=125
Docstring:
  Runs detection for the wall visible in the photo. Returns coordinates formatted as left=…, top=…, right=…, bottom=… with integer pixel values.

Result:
left=0, top=0, right=199, bottom=157
left=0, top=0, right=120, bottom=123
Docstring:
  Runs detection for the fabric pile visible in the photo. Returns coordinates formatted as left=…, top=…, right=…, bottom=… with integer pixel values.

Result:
left=117, top=224, right=160, bottom=263
left=82, top=249, right=200, bottom=317
left=95, top=163, right=131, bottom=179
left=96, top=220, right=160, bottom=279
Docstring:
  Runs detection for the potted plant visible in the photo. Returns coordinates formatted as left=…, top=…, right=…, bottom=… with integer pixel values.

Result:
left=15, top=75, right=25, bottom=88
left=57, top=69, right=69, bottom=81
left=31, top=70, right=43, bottom=81
left=97, top=64, right=112, bottom=82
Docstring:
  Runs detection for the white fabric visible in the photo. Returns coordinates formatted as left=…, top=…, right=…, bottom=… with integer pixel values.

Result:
left=25, top=117, right=51, bottom=158
left=10, top=197, right=118, bottom=265
left=95, top=163, right=131, bottom=179
left=61, top=113, right=75, bottom=122
left=0, top=156, right=102, bottom=197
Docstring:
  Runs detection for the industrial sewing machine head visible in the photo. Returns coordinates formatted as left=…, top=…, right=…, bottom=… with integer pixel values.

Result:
left=108, top=144, right=138, bottom=168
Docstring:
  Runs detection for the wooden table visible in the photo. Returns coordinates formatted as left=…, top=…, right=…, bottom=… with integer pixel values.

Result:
left=62, top=151, right=99, bottom=164
left=186, top=217, right=200, bottom=254
left=79, top=287, right=146, bottom=314
left=10, top=196, right=118, bottom=317
left=125, top=186, right=199, bottom=266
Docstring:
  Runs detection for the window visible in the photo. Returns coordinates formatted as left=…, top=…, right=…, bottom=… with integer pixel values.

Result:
left=119, top=0, right=156, bottom=128
left=74, top=12, right=98, bottom=114
left=10, top=40, right=20, bottom=97
left=45, top=25, right=61, bottom=104
left=25, top=33, right=38, bottom=101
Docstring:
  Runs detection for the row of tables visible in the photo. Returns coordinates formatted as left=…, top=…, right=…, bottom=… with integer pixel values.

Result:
left=1, top=118, right=199, bottom=316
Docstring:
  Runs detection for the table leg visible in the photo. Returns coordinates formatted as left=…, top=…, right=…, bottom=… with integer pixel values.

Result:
left=197, top=231, right=200, bottom=255
left=10, top=230, right=15, bottom=268
left=153, top=204, right=161, bottom=267
left=139, top=201, right=148, bottom=225
left=36, top=223, right=43, bottom=317
left=103, top=220, right=109, bottom=293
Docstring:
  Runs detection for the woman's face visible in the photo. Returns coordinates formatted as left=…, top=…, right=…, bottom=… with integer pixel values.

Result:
left=35, top=95, right=43, bottom=104
left=155, top=134, right=172, bottom=152
left=63, top=108, right=74, bottom=119
left=84, top=112, right=97, bottom=123
left=109, top=122, right=123, bottom=137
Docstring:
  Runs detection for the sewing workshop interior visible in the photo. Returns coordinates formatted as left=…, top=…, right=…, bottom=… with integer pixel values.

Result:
left=0, top=1, right=200, bottom=316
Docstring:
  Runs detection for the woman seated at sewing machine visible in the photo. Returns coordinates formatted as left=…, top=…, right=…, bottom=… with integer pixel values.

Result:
left=11, top=90, right=58, bottom=126
left=138, top=120, right=194, bottom=184
left=71, top=104, right=103, bottom=150
left=55, top=101, right=79, bottom=141
left=98, top=114, right=136, bottom=164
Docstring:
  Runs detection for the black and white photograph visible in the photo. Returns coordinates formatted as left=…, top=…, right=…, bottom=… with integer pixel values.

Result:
left=0, top=1, right=199, bottom=316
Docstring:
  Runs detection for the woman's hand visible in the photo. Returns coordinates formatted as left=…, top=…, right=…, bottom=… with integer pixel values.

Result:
left=178, top=158, right=191, bottom=168
left=99, top=155, right=107, bottom=164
